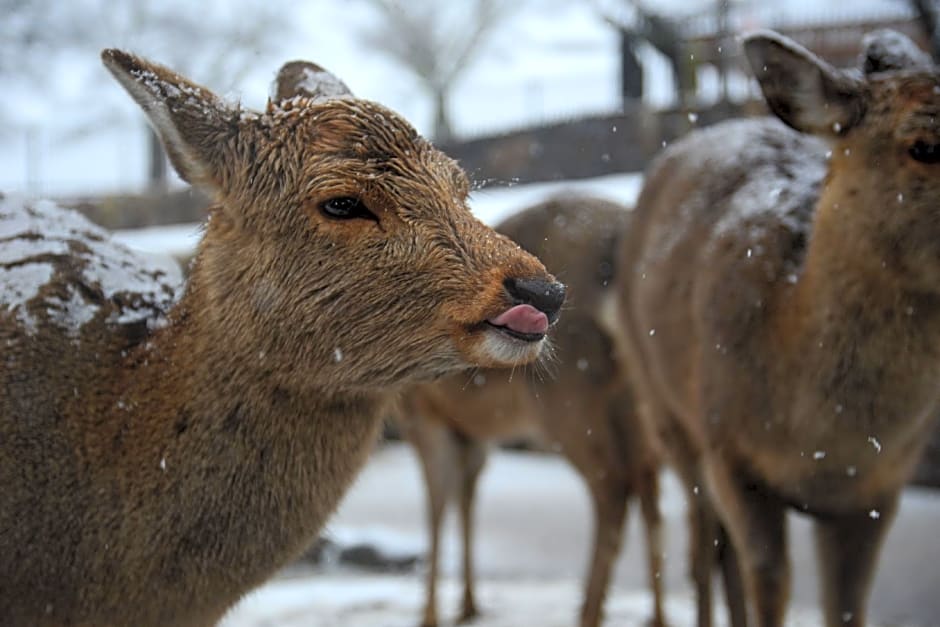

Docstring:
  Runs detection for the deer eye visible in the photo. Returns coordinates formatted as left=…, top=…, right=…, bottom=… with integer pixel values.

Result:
left=909, top=140, right=940, bottom=164
left=320, top=197, right=376, bottom=221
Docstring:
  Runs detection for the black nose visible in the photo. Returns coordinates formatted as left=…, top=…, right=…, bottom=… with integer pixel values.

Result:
left=503, top=277, right=566, bottom=324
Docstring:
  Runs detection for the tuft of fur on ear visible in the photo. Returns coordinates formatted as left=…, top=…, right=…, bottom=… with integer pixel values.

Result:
left=743, top=30, right=866, bottom=137
left=102, top=48, right=239, bottom=192
left=861, top=29, right=933, bottom=74
left=270, top=61, right=353, bottom=103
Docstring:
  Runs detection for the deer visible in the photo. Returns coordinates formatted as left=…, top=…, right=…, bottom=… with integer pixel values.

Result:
left=397, top=195, right=666, bottom=627
left=608, top=27, right=940, bottom=627
left=0, top=50, right=565, bottom=627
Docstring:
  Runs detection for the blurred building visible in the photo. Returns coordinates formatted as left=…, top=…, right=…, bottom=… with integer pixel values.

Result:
left=445, top=1, right=931, bottom=188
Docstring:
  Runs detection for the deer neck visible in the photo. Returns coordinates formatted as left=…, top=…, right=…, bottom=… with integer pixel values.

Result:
left=794, top=173, right=929, bottom=317
left=110, top=276, right=386, bottom=594
left=776, top=174, right=940, bottom=410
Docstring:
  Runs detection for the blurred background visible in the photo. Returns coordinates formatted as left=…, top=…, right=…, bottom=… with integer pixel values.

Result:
left=5, top=0, right=938, bottom=200
left=4, top=1, right=940, bottom=625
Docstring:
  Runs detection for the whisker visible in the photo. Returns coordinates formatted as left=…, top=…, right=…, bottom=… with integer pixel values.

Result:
left=460, top=367, right=480, bottom=392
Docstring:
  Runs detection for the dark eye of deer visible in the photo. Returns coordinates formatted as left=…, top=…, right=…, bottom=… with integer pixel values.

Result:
left=320, top=197, right=375, bottom=221
left=909, top=140, right=940, bottom=164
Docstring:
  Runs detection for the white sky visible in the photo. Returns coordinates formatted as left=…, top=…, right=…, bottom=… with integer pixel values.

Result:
left=0, top=0, right=918, bottom=196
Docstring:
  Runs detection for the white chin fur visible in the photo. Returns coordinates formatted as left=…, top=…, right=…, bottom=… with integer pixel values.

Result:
left=478, top=327, right=544, bottom=366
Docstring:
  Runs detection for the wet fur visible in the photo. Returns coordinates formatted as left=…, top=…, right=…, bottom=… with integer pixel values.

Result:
left=0, top=51, right=558, bottom=626
left=612, top=31, right=940, bottom=627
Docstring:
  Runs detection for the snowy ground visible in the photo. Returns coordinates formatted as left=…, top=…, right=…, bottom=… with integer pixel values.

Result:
left=222, top=575, right=822, bottom=627
left=221, top=444, right=940, bottom=627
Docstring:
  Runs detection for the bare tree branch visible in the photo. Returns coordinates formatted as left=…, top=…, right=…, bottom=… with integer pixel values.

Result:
left=356, top=0, right=516, bottom=142
left=0, top=0, right=295, bottom=189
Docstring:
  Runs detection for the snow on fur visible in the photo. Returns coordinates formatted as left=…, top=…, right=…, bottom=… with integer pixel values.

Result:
left=0, top=193, right=182, bottom=335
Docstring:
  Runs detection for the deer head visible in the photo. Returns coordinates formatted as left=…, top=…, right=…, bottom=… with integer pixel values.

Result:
left=744, top=30, right=940, bottom=291
left=102, top=50, right=565, bottom=391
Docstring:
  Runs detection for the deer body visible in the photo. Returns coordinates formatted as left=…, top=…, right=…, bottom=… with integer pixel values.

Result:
left=0, top=51, right=563, bottom=626
left=613, top=31, right=940, bottom=626
left=401, top=197, right=665, bottom=627
left=629, top=117, right=940, bottom=509
left=3, top=271, right=382, bottom=624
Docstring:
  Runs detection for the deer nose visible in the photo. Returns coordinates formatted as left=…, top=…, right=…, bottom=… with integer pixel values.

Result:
left=503, top=277, right=566, bottom=324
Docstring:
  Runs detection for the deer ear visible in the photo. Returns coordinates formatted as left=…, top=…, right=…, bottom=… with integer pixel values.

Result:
left=270, top=61, right=353, bottom=103
left=101, top=48, right=239, bottom=193
left=861, top=29, right=933, bottom=74
left=743, top=31, right=866, bottom=137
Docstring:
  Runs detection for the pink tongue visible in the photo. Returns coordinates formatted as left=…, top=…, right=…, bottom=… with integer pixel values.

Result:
left=488, top=304, right=549, bottom=335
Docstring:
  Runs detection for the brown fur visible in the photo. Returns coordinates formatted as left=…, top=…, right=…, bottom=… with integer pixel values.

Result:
left=610, top=30, right=940, bottom=627
left=398, top=196, right=666, bottom=627
left=0, top=51, right=564, bottom=626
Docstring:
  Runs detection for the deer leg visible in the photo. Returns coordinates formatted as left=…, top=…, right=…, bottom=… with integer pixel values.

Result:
left=690, top=499, right=748, bottom=627
left=456, top=435, right=487, bottom=623
left=717, top=524, right=748, bottom=627
left=579, top=478, right=629, bottom=627
left=654, top=420, right=716, bottom=627
left=689, top=491, right=719, bottom=627
left=402, top=417, right=459, bottom=627
left=638, top=467, right=668, bottom=627
left=704, top=460, right=790, bottom=627
left=813, top=495, right=898, bottom=627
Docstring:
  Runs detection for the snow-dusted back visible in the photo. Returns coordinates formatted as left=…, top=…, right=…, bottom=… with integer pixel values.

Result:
left=643, top=119, right=825, bottom=267
left=0, top=193, right=183, bottom=335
